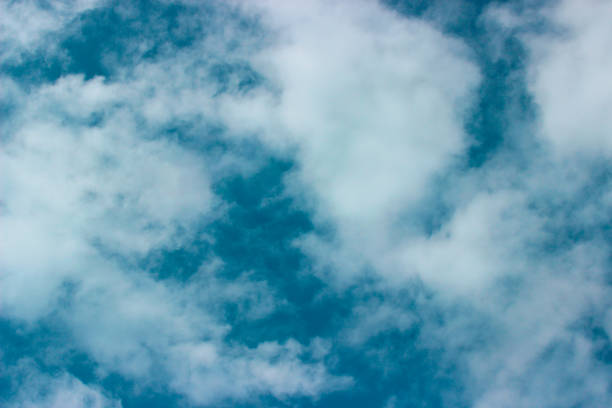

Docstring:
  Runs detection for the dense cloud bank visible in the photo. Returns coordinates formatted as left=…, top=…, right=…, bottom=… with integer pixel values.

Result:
left=1, top=1, right=610, bottom=407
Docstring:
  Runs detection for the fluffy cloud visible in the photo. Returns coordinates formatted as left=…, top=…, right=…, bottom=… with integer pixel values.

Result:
left=503, top=0, right=612, bottom=155
left=218, top=1, right=612, bottom=406
left=0, top=74, right=213, bottom=321
left=218, top=0, right=481, bottom=288
left=0, top=22, right=349, bottom=404
left=0, top=0, right=105, bottom=64
left=168, top=339, right=351, bottom=405
left=2, top=0, right=610, bottom=407
left=3, top=360, right=120, bottom=408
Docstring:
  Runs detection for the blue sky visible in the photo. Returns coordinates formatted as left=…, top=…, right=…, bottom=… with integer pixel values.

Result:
left=1, top=1, right=611, bottom=407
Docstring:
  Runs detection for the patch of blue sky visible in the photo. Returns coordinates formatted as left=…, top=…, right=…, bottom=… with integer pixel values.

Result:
left=2, top=1, right=207, bottom=81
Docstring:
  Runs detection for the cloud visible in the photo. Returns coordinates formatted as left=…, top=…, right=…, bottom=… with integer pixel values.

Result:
left=519, top=0, right=612, bottom=155
left=218, top=0, right=480, bottom=287
left=0, top=0, right=105, bottom=64
left=168, top=339, right=352, bottom=405
left=216, top=1, right=612, bottom=406
left=0, top=73, right=213, bottom=321
left=3, top=359, right=121, bottom=408
left=0, top=19, right=350, bottom=404
left=1, top=0, right=611, bottom=407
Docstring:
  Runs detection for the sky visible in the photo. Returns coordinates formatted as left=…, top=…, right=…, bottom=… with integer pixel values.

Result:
left=0, top=0, right=611, bottom=407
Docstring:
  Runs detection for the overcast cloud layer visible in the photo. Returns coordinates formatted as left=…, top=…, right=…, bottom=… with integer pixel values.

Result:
left=1, top=1, right=611, bottom=407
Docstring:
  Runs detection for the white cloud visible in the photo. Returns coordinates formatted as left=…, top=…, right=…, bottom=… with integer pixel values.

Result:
left=2, top=0, right=611, bottom=407
left=0, top=45, right=349, bottom=405
left=342, top=296, right=417, bottom=345
left=0, top=0, right=105, bottom=64
left=215, top=1, right=612, bottom=406
left=218, top=0, right=480, bottom=287
left=0, top=74, right=213, bottom=321
left=4, top=359, right=121, bottom=408
left=168, top=339, right=352, bottom=405
left=395, top=190, right=545, bottom=294
left=521, top=0, right=612, bottom=155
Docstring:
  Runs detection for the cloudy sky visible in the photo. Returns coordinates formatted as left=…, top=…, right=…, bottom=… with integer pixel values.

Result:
left=1, top=0, right=611, bottom=407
